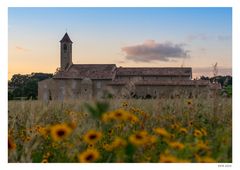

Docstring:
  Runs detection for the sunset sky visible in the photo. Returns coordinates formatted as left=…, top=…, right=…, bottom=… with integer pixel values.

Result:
left=8, top=7, right=232, bottom=79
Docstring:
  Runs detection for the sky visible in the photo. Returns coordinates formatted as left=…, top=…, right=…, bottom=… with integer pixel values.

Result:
left=8, top=7, right=232, bottom=79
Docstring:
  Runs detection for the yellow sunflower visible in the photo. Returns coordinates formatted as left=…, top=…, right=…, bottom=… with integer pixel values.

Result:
left=129, top=107, right=136, bottom=113
left=200, top=128, right=207, bottom=136
left=35, top=125, right=42, bottom=132
left=127, top=114, right=139, bottom=124
left=148, top=135, right=157, bottom=144
left=103, top=143, right=113, bottom=151
left=41, top=159, right=48, bottom=163
left=43, top=152, right=51, bottom=159
left=83, top=130, right=102, bottom=144
left=39, top=126, right=50, bottom=138
left=107, top=129, right=114, bottom=136
left=170, top=134, right=175, bottom=140
left=159, top=153, right=189, bottom=163
left=111, top=109, right=129, bottom=121
left=170, top=123, right=180, bottom=130
left=186, top=99, right=193, bottom=106
left=179, top=127, right=188, bottom=134
left=88, top=144, right=94, bottom=148
left=189, top=121, right=194, bottom=127
left=115, top=124, right=123, bottom=130
left=8, top=136, right=16, bottom=151
left=194, top=129, right=203, bottom=138
left=122, top=101, right=128, bottom=107
left=78, top=149, right=100, bottom=163
left=129, top=131, right=148, bottom=146
left=111, top=137, right=127, bottom=149
left=50, top=123, right=73, bottom=142
left=24, top=136, right=31, bottom=142
left=153, top=128, right=170, bottom=138
left=68, top=121, right=77, bottom=129
left=101, top=112, right=115, bottom=123
left=195, top=141, right=209, bottom=151
left=196, top=155, right=216, bottom=163
left=159, top=154, right=178, bottom=163
left=169, top=141, right=185, bottom=150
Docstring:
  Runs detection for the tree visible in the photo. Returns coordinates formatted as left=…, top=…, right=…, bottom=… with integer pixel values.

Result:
left=200, top=75, right=232, bottom=87
left=200, top=75, right=232, bottom=97
left=8, top=73, right=53, bottom=100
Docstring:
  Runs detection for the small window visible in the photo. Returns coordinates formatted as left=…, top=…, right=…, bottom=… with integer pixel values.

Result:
left=97, top=82, right=101, bottom=89
left=63, top=44, right=67, bottom=52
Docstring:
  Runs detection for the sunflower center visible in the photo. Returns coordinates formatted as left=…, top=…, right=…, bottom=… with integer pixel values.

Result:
left=86, top=154, right=94, bottom=161
left=135, top=134, right=143, bottom=140
left=164, top=160, right=173, bottom=163
left=115, top=112, right=122, bottom=117
left=57, top=129, right=66, bottom=137
left=89, top=134, right=97, bottom=140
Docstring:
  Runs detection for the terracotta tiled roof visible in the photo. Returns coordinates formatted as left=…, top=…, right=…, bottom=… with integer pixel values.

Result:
left=116, top=67, right=192, bottom=77
left=60, top=33, right=73, bottom=43
left=108, top=80, right=210, bottom=86
left=53, top=64, right=117, bottom=79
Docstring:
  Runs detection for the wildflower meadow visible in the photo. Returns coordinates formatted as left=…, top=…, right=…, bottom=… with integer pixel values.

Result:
left=8, top=97, right=232, bottom=163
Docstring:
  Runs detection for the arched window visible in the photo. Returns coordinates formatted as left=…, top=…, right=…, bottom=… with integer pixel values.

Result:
left=63, top=44, right=67, bottom=52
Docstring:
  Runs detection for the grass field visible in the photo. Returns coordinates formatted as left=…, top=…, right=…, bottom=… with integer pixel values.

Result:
left=8, top=96, right=232, bottom=163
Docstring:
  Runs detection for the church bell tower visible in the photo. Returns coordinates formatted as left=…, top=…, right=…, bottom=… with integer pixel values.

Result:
left=60, top=33, right=73, bottom=70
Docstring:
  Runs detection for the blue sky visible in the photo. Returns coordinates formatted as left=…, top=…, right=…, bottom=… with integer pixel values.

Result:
left=8, top=7, right=232, bottom=78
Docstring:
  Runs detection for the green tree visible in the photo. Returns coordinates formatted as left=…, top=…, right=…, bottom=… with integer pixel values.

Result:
left=8, top=73, right=53, bottom=100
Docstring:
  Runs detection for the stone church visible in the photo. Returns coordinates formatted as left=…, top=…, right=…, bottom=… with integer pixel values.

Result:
left=38, top=33, right=218, bottom=100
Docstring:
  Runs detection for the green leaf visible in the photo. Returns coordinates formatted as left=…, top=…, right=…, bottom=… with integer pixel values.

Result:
left=84, top=101, right=109, bottom=119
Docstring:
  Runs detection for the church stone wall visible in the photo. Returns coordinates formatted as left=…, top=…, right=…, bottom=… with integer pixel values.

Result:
left=134, top=85, right=210, bottom=98
left=108, top=85, right=210, bottom=99
left=38, top=78, right=211, bottom=101
left=92, top=80, right=113, bottom=98
left=38, top=78, right=115, bottom=101
left=38, top=78, right=212, bottom=101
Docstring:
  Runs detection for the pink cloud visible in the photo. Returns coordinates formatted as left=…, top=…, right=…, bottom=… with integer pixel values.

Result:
left=122, top=40, right=190, bottom=62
